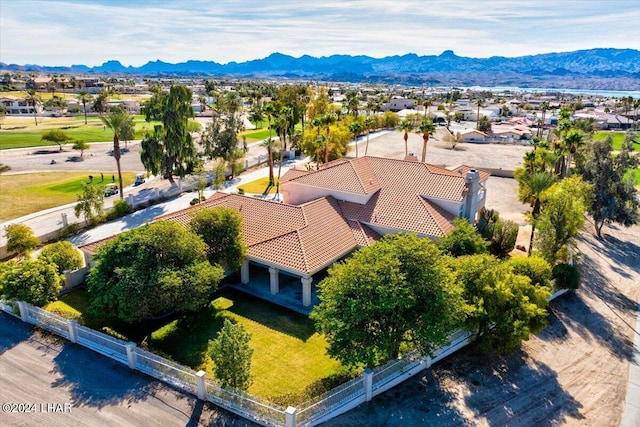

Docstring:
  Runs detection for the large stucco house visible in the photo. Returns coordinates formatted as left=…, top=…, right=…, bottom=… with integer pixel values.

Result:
left=81, top=156, right=489, bottom=312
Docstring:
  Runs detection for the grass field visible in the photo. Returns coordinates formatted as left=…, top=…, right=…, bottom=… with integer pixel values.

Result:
left=593, top=130, right=639, bottom=152
left=626, top=168, right=640, bottom=186
left=0, top=116, right=161, bottom=149
left=0, top=171, right=135, bottom=221
left=46, top=287, right=346, bottom=404
left=241, top=128, right=272, bottom=142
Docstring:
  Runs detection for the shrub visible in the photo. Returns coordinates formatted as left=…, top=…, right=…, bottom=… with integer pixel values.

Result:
left=1, top=259, right=61, bottom=306
left=112, top=199, right=131, bottom=217
left=4, top=223, right=40, bottom=258
left=58, top=223, right=82, bottom=239
left=505, top=255, right=552, bottom=287
left=45, top=301, right=82, bottom=321
left=552, top=263, right=580, bottom=290
left=39, top=241, right=83, bottom=274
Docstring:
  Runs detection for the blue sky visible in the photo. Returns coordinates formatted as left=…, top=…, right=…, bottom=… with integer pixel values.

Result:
left=1, top=0, right=639, bottom=66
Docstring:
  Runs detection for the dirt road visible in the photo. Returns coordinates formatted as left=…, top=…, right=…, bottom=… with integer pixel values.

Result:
left=325, top=222, right=640, bottom=426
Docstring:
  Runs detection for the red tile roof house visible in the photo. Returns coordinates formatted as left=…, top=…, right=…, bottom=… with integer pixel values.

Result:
left=81, top=156, right=489, bottom=314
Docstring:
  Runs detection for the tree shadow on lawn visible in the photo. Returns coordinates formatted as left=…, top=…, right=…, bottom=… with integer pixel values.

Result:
left=221, top=288, right=316, bottom=342
left=148, top=288, right=316, bottom=370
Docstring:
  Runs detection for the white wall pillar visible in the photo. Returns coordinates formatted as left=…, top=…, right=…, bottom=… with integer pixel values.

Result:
left=155, top=187, right=161, bottom=200
left=17, top=301, right=29, bottom=322
left=363, top=368, right=373, bottom=401
left=241, top=260, right=250, bottom=284
left=301, top=276, right=313, bottom=307
left=68, top=319, right=78, bottom=343
left=196, top=370, right=206, bottom=400
left=126, top=342, right=137, bottom=369
left=269, top=267, right=280, bottom=295
left=127, top=193, right=134, bottom=208
left=285, top=406, right=297, bottom=427
left=61, top=212, right=68, bottom=227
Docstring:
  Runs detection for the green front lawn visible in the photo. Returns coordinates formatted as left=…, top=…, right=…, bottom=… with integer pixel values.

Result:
left=625, top=168, right=640, bottom=186
left=238, top=177, right=277, bottom=194
left=45, top=287, right=348, bottom=404
left=241, top=128, right=273, bottom=142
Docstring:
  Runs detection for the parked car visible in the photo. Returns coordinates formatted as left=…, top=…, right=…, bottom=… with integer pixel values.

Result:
left=104, top=183, right=118, bottom=197
left=134, top=173, right=145, bottom=186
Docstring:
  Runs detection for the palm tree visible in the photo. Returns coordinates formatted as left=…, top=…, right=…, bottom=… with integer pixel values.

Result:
left=320, top=113, right=336, bottom=165
left=561, top=129, right=584, bottom=177
left=347, top=120, right=361, bottom=158
left=262, top=103, right=276, bottom=191
left=364, top=116, right=375, bottom=156
left=100, top=110, right=130, bottom=199
left=77, top=90, right=92, bottom=125
left=476, top=98, right=483, bottom=130
left=517, top=170, right=556, bottom=255
left=539, top=101, right=549, bottom=138
left=25, top=89, right=41, bottom=126
left=398, top=119, right=414, bottom=156
left=417, top=119, right=436, bottom=163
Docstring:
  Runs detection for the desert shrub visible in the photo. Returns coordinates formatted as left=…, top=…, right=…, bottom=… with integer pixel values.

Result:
left=504, top=255, right=552, bottom=287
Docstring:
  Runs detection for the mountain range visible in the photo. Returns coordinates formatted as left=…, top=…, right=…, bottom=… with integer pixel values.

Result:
left=2, top=48, right=639, bottom=90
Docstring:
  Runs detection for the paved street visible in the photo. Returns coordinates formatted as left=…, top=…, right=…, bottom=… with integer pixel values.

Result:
left=0, top=312, right=257, bottom=427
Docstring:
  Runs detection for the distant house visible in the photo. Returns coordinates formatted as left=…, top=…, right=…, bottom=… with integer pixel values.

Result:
left=81, top=156, right=489, bottom=312
left=459, top=129, right=487, bottom=143
left=381, top=98, right=414, bottom=112
left=0, top=96, right=42, bottom=115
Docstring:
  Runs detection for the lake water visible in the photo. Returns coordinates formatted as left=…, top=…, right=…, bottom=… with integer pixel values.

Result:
left=456, top=86, right=640, bottom=99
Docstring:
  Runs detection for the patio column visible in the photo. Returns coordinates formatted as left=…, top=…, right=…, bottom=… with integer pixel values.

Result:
left=269, top=267, right=280, bottom=295
left=301, top=276, right=313, bottom=307
left=241, top=260, right=250, bottom=284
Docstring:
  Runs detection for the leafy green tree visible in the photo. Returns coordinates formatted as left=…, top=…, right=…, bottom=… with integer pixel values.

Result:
left=578, top=136, right=639, bottom=237
left=4, top=224, right=40, bottom=259
left=417, top=119, right=436, bottom=162
left=451, top=254, right=551, bottom=353
left=311, top=233, right=465, bottom=367
left=504, top=255, right=553, bottom=288
left=208, top=319, right=253, bottom=391
left=87, top=221, right=224, bottom=323
left=74, top=183, right=104, bottom=222
left=141, top=84, right=199, bottom=184
left=201, top=112, right=244, bottom=178
left=560, top=129, right=585, bottom=177
left=477, top=208, right=518, bottom=257
left=72, top=140, right=90, bottom=159
left=39, top=241, right=83, bottom=274
left=534, top=176, right=589, bottom=264
left=0, top=259, right=61, bottom=306
left=437, top=218, right=488, bottom=257
left=41, top=129, right=72, bottom=151
left=189, top=207, right=247, bottom=271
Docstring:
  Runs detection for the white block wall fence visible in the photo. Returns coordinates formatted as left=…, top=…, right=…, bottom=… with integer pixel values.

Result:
left=0, top=287, right=570, bottom=427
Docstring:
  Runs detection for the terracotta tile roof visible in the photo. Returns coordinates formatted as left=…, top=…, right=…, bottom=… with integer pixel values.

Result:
left=157, top=193, right=359, bottom=275
left=78, top=235, right=117, bottom=255
left=279, top=168, right=309, bottom=183
left=287, top=156, right=381, bottom=194
left=346, top=220, right=381, bottom=246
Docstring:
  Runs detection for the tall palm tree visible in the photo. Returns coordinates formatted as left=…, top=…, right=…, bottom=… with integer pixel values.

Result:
left=349, top=121, right=362, bottom=158
left=364, top=116, right=375, bottom=156
left=539, top=101, right=549, bottom=138
left=100, top=110, right=130, bottom=199
left=320, top=113, right=336, bottom=165
left=418, top=119, right=436, bottom=163
left=398, top=119, right=414, bottom=156
left=476, top=98, right=483, bottom=130
left=517, top=171, right=556, bottom=255
left=25, top=89, right=41, bottom=126
left=77, top=90, right=92, bottom=125
left=561, top=129, right=584, bottom=177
